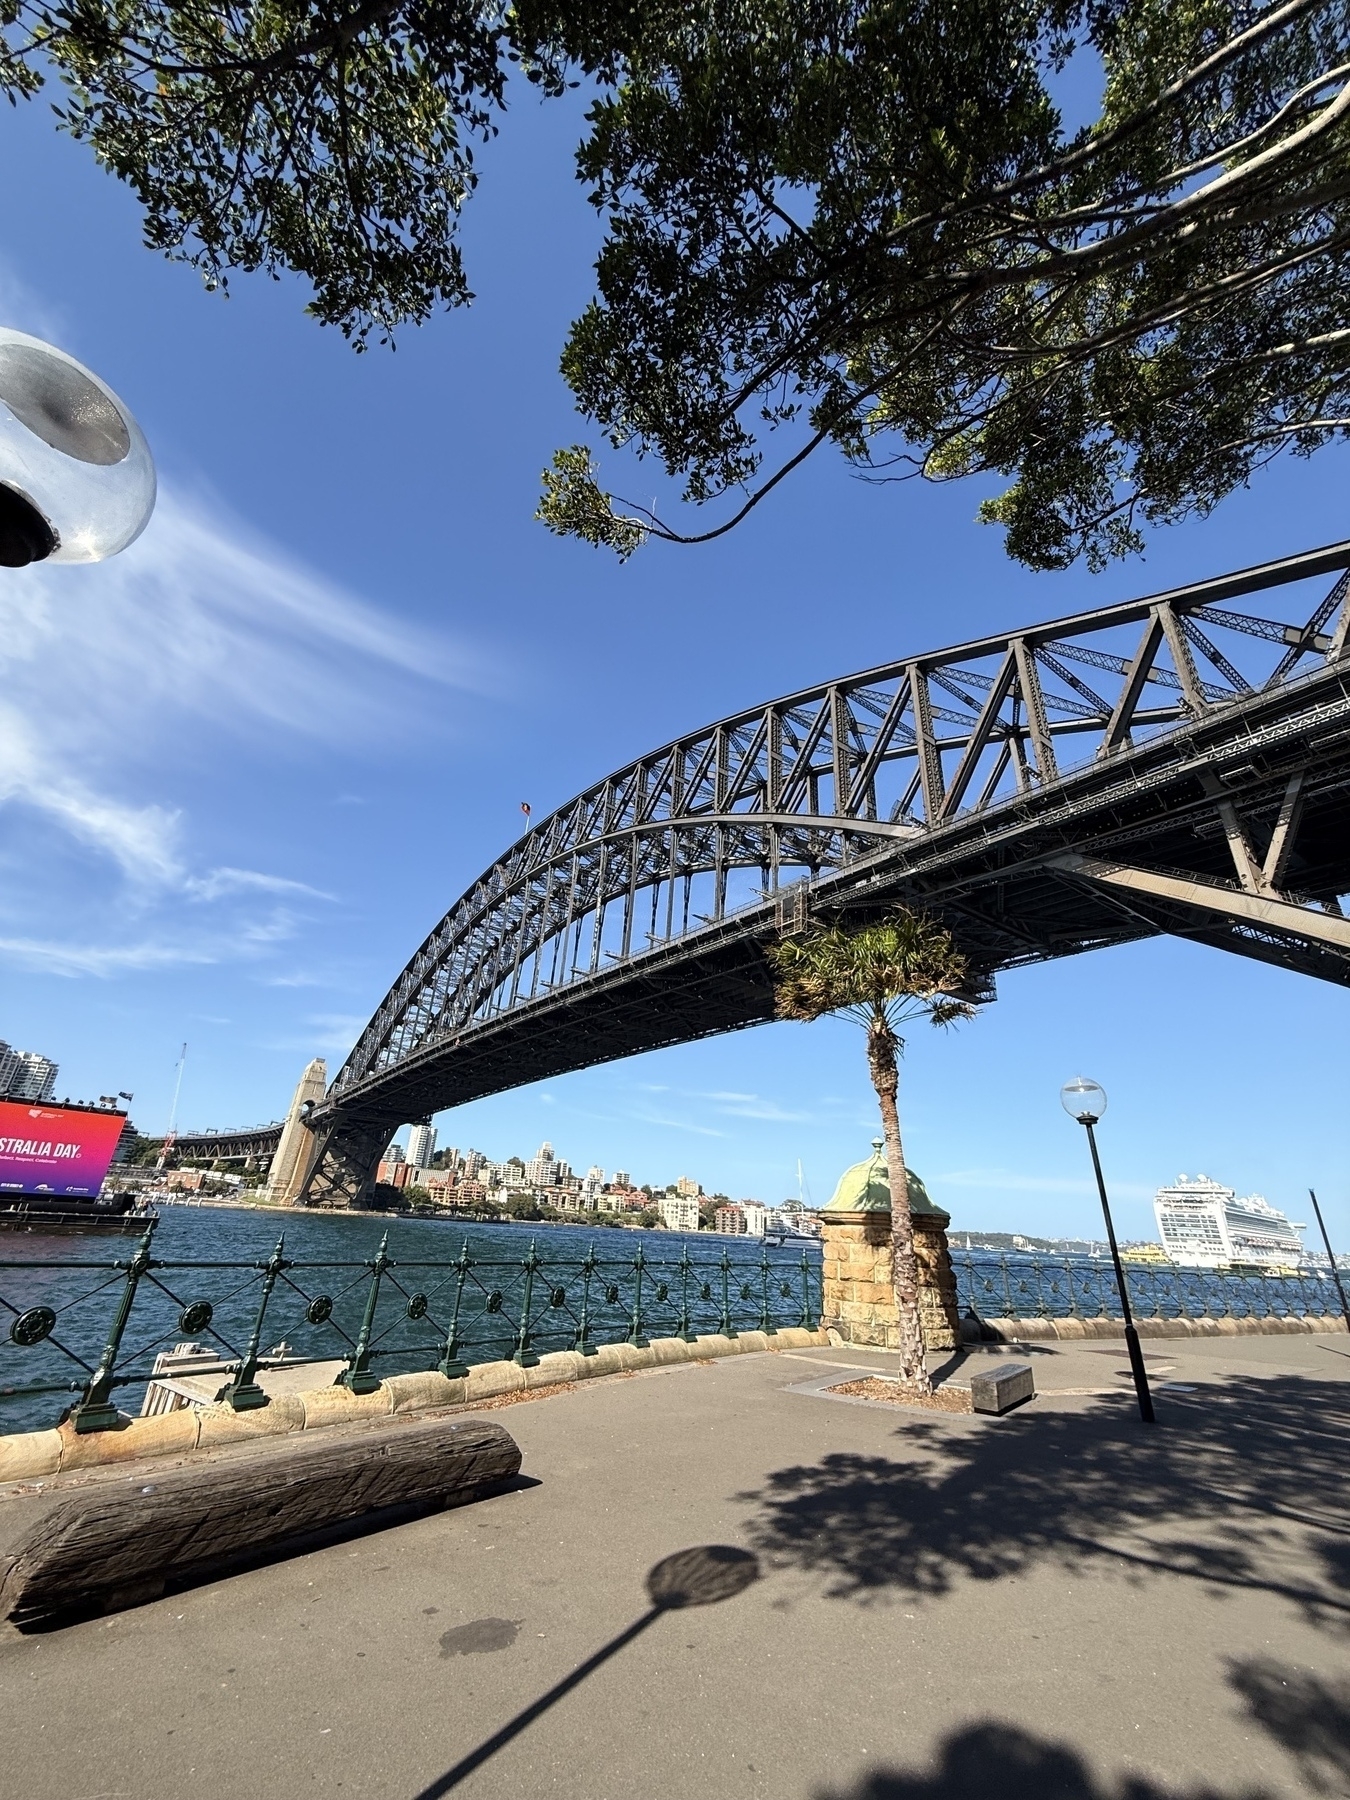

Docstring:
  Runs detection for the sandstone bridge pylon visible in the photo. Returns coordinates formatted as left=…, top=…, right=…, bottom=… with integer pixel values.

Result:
left=297, top=540, right=1350, bottom=1207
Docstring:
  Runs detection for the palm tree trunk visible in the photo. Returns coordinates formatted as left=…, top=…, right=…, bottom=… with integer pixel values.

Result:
left=866, top=1015, right=932, bottom=1393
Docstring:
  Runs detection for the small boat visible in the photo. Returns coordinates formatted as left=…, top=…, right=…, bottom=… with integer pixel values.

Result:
left=763, top=1223, right=822, bottom=1246
left=0, top=1190, right=157, bottom=1234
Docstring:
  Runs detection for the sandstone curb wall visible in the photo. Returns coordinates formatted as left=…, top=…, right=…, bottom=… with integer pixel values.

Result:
left=0, top=1326, right=830, bottom=1483
left=966, top=1313, right=1348, bottom=1343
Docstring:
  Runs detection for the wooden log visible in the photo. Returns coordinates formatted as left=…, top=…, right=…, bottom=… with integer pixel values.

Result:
left=0, top=1414, right=521, bottom=1629
left=969, top=1361, right=1035, bottom=1415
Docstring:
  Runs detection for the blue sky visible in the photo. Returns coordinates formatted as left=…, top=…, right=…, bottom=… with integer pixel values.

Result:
left=0, top=85, right=1346, bottom=1246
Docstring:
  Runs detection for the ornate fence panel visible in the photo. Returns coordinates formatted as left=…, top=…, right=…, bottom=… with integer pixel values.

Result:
left=954, top=1252, right=1347, bottom=1324
left=0, top=1223, right=822, bottom=1435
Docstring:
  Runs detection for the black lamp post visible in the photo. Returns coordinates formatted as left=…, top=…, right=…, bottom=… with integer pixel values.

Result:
left=1308, top=1189, right=1350, bottom=1331
left=1061, top=1077, right=1155, bottom=1424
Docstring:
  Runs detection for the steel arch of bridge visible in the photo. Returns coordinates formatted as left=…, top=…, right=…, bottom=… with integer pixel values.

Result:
left=300, top=541, right=1350, bottom=1207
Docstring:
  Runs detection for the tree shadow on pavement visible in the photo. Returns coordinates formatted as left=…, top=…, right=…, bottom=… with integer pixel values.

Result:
left=1228, top=1655, right=1350, bottom=1795
left=740, top=1376, right=1350, bottom=1632
left=817, top=1665, right=1350, bottom=1800
left=810, top=1722, right=1267, bottom=1800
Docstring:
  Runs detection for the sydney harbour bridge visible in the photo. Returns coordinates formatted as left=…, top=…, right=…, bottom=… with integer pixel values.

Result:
left=291, top=540, right=1350, bottom=1208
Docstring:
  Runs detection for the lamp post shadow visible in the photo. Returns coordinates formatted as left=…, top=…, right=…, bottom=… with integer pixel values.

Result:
left=412, top=1544, right=760, bottom=1798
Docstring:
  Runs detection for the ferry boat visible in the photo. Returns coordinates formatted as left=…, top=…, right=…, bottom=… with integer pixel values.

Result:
left=0, top=1190, right=156, bottom=1234
left=1121, top=1242, right=1173, bottom=1266
left=1153, top=1174, right=1306, bottom=1270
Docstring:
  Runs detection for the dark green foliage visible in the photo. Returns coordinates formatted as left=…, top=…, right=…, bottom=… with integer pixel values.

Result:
left=120, top=1132, right=162, bottom=1166
left=5, top=0, right=1348, bottom=560
left=504, top=1192, right=560, bottom=1219
left=535, top=0, right=1350, bottom=567
left=2, top=0, right=517, bottom=344
left=369, top=1179, right=410, bottom=1208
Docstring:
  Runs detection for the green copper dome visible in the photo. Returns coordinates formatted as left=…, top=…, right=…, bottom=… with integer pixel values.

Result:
left=824, top=1139, right=946, bottom=1218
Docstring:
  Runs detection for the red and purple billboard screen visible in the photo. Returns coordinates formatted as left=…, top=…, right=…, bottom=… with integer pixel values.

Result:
left=0, top=1101, right=126, bottom=1197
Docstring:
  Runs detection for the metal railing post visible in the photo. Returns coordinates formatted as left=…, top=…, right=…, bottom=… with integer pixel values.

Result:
left=513, top=1240, right=541, bottom=1368
left=438, top=1239, right=473, bottom=1377
left=573, top=1246, right=598, bottom=1355
left=719, top=1246, right=737, bottom=1339
left=1197, top=1269, right=1217, bottom=1320
left=758, top=1242, right=776, bottom=1335
left=222, top=1235, right=289, bottom=1411
left=69, top=1221, right=158, bottom=1433
left=798, top=1246, right=814, bottom=1329
left=676, top=1245, right=696, bottom=1342
left=343, top=1232, right=389, bottom=1394
left=1064, top=1257, right=1080, bottom=1318
left=626, top=1246, right=649, bottom=1348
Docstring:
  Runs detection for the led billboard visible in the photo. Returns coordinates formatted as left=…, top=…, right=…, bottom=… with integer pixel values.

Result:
left=0, top=1101, right=126, bottom=1197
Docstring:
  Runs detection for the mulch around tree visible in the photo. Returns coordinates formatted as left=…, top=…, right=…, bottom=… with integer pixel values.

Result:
left=828, top=1377, right=973, bottom=1413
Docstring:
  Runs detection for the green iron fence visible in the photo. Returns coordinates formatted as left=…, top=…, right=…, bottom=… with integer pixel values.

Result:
left=0, top=1223, right=821, bottom=1435
left=955, top=1251, right=1347, bottom=1324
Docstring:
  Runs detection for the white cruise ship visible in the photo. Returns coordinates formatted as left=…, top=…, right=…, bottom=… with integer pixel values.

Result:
left=1153, top=1174, right=1306, bottom=1270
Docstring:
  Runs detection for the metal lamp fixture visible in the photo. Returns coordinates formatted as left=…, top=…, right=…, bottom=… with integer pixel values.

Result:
left=1061, top=1076, right=1155, bottom=1423
left=0, top=326, right=155, bottom=567
left=1060, top=1076, right=1107, bottom=1126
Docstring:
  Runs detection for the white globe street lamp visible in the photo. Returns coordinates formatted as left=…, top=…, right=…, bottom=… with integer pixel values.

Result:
left=1060, top=1074, right=1155, bottom=1423
left=1060, top=1076, right=1107, bottom=1126
left=0, top=327, right=155, bottom=567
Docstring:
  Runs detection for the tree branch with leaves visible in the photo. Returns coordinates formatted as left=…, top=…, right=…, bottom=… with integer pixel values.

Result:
left=5, top=0, right=1347, bottom=564
left=535, top=0, right=1350, bottom=570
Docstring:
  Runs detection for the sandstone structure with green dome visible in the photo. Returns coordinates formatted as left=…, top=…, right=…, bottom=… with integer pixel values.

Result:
left=820, top=1140, right=962, bottom=1351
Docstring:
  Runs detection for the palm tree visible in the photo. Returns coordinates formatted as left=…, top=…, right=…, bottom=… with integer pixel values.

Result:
left=768, top=908, right=976, bottom=1392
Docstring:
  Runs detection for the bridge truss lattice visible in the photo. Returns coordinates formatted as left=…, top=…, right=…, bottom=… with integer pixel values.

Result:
left=300, top=541, right=1350, bottom=1206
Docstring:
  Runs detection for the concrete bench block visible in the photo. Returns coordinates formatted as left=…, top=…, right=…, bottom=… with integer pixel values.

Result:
left=969, top=1361, right=1035, bottom=1415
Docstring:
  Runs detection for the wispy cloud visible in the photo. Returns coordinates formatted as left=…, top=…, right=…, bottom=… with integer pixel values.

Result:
left=938, top=1166, right=1154, bottom=1201
left=0, top=312, right=485, bottom=977
left=186, top=867, right=334, bottom=903
left=705, top=1095, right=812, bottom=1123
left=0, top=934, right=224, bottom=977
left=628, top=1108, right=727, bottom=1139
left=640, top=1085, right=816, bottom=1125
left=263, top=1011, right=368, bottom=1054
left=0, top=710, right=181, bottom=883
left=0, top=263, right=69, bottom=346
left=1, top=485, right=481, bottom=769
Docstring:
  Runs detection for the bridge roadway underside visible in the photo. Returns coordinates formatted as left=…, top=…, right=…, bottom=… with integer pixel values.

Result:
left=303, top=657, right=1350, bottom=1205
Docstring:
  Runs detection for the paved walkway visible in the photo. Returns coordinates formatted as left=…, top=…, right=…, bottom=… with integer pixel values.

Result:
left=2, top=1332, right=1348, bottom=1799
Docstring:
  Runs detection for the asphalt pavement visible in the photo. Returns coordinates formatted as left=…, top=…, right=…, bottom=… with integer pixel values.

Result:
left=2, top=1331, right=1347, bottom=1800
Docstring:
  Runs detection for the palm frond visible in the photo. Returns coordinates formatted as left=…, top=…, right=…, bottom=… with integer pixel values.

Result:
left=767, top=907, right=977, bottom=1029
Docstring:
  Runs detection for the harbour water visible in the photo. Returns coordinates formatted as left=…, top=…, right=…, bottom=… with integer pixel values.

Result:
left=0, top=1206, right=823, bottom=1435
left=1, top=1210, right=1342, bottom=1436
